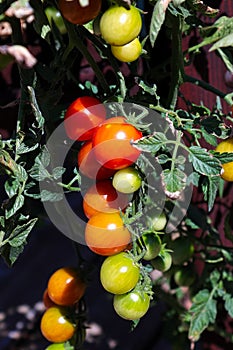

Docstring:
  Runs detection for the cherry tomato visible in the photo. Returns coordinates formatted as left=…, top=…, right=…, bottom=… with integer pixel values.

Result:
left=146, top=210, right=167, bottom=232
left=78, top=140, right=115, bottom=180
left=111, top=37, right=142, bottom=63
left=215, top=137, right=233, bottom=181
left=45, top=6, right=67, bottom=34
left=85, top=212, right=131, bottom=255
left=47, top=267, right=86, bottom=306
left=151, top=250, right=172, bottom=272
left=58, top=0, right=102, bottom=25
left=83, top=179, right=129, bottom=218
left=112, top=166, right=142, bottom=194
left=46, top=343, right=65, bottom=350
left=43, top=288, right=56, bottom=309
left=100, top=252, right=140, bottom=294
left=168, top=236, right=194, bottom=265
left=64, top=96, right=106, bottom=141
left=100, top=5, right=142, bottom=46
left=92, top=122, right=143, bottom=170
left=113, top=290, right=150, bottom=320
left=40, top=306, right=75, bottom=343
left=174, top=264, right=196, bottom=287
left=139, top=232, right=162, bottom=261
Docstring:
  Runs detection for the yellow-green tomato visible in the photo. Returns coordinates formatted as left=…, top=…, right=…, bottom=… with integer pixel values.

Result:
left=111, top=38, right=142, bottom=63
left=147, top=210, right=167, bottom=232
left=100, top=5, right=142, bottom=46
left=113, top=290, right=150, bottom=320
left=140, top=232, right=162, bottom=261
left=45, top=6, right=67, bottom=35
left=112, top=167, right=142, bottom=194
left=151, top=250, right=172, bottom=272
left=46, top=343, right=66, bottom=349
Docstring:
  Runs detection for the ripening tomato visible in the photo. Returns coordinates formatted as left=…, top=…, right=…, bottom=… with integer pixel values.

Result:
left=146, top=210, right=167, bottom=232
left=113, top=290, right=150, bottom=320
left=112, top=167, right=142, bottom=194
left=215, top=138, right=233, bottom=181
left=64, top=96, right=106, bottom=141
left=43, top=288, right=56, bottom=309
left=100, top=5, right=142, bottom=46
left=40, top=306, right=75, bottom=343
left=47, top=267, right=86, bottom=306
left=45, top=6, right=67, bottom=34
left=85, top=212, right=131, bottom=255
left=58, top=0, right=102, bottom=25
left=111, top=37, right=142, bottom=63
left=45, top=343, right=65, bottom=350
left=92, top=122, right=143, bottom=170
left=83, top=179, right=129, bottom=218
left=100, top=252, right=140, bottom=294
left=78, top=140, right=115, bottom=180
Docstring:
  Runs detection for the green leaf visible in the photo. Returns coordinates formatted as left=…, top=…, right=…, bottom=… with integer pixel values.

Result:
left=28, top=86, right=45, bottom=129
left=201, top=175, right=220, bottom=211
left=40, top=189, right=63, bottom=202
left=52, top=166, right=66, bottom=180
left=162, top=168, right=187, bottom=196
left=4, top=178, right=20, bottom=198
left=223, top=293, right=233, bottom=318
left=217, top=48, right=233, bottom=73
left=214, top=151, right=233, bottom=164
left=201, top=129, right=217, bottom=147
left=189, top=146, right=221, bottom=176
left=188, top=289, right=217, bottom=342
left=9, top=218, right=37, bottom=247
left=9, top=245, right=24, bottom=265
left=149, top=0, right=166, bottom=47
left=133, top=133, right=167, bottom=153
left=5, top=194, right=25, bottom=219
left=210, top=33, right=233, bottom=51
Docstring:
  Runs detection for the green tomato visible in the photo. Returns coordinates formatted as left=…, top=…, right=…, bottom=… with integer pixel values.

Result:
left=174, top=265, right=196, bottom=287
left=151, top=250, right=172, bottom=272
left=46, top=343, right=65, bottom=349
left=147, top=210, right=167, bottom=232
left=100, top=5, right=142, bottom=46
left=100, top=252, right=140, bottom=294
left=112, top=167, right=142, bottom=194
left=113, top=290, right=150, bottom=320
left=139, top=232, right=162, bottom=261
left=168, top=236, right=194, bottom=265
left=45, top=6, right=67, bottom=35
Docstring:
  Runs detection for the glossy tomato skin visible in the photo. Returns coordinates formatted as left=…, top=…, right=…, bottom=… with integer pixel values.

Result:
left=58, top=0, right=102, bottom=25
left=45, top=6, right=67, bottom=34
left=78, top=140, right=115, bottom=180
left=111, top=37, right=142, bottom=63
left=64, top=96, right=106, bottom=141
left=47, top=267, right=86, bottom=306
left=45, top=343, right=65, bottom=350
left=40, top=306, right=75, bottom=343
left=85, top=212, right=131, bottom=256
left=215, top=138, right=233, bottom=181
left=151, top=250, right=172, bottom=272
left=100, top=5, right=142, bottom=46
left=140, top=232, right=162, bottom=261
left=112, top=166, right=142, bottom=194
left=43, top=288, right=56, bottom=309
left=92, top=122, right=143, bottom=170
left=100, top=252, right=140, bottom=294
left=113, top=290, right=150, bottom=320
left=83, top=179, right=129, bottom=218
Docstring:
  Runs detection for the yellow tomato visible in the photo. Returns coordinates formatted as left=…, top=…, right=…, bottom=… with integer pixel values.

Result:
left=111, top=38, right=142, bottom=63
left=215, top=138, right=233, bottom=181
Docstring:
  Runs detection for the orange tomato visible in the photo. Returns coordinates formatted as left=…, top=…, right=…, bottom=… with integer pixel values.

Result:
left=85, top=212, right=131, bottom=255
left=43, top=288, right=56, bottom=309
left=47, top=267, right=86, bottom=306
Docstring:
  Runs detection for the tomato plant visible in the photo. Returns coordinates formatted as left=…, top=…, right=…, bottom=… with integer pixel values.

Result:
left=113, top=289, right=150, bottom=320
left=45, top=6, right=67, bottom=34
left=99, top=5, right=142, bottom=46
left=64, top=96, right=106, bottom=141
left=40, top=306, right=76, bottom=343
left=83, top=179, right=129, bottom=218
left=215, top=137, right=233, bottom=181
left=47, top=267, right=86, bottom=306
left=111, top=37, right=142, bottom=63
left=58, top=0, right=102, bottom=25
left=100, top=252, right=140, bottom=294
left=85, top=211, right=131, bottom=255
left=92, top=121, right=143, bottom=169
left=112, top=166, right=142, bottom=194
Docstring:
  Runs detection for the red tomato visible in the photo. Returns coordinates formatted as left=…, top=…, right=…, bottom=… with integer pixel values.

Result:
left=58, top=0, right=102, bottom=25
left=83, top=179, right=129, bottom=218
left=78, top=140, right=115, bottom=180
left=64, top=96, right=106, bottom=141
left=85, top=212, right=131, bottom=255
left=92, top=122, right=143, bottom=169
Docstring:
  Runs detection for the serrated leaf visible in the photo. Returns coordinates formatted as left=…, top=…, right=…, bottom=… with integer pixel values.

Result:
left=133, top=133, right=167, bottom=153
left=223, top=293, right=233, bottom=318
left=189, top=146, right=221, bottom=176
left=52, top=166, right=66, bottom=180
left=214, top=151, right=233, bottom=164
left=149, top=0, right=166, bottom=47
left=210, top=270, right=220, bottom=286
left=9, top=218, right=37, bottom=247
left=201, top=129, right=217, bottom=147
left=4, top=178, right=20, bottom=198
left=30, top=166, right=50, bottom=181
left=5, top=194, right=25, bottom=219
left=210, top=33, right=233, bottom=52
left=188, top=289, right=217, bottom=342
left=157, top=154, right=169, bottom=164
left=15, top=163, right=28, bottom=182
left=36, top=146, right=50, bottom=168
left=9, top=245, right=24, bottom=265
left=16, top=142, right=39, bottom=155
left=28, top=87, right=45, bottom=129
left=202, top=175, right=220, bottom=211
left=217, top=48, right=233, bottom=73
left=187, top=172, right=200, bottom=186
left=161, top=167, right=186, bottom=197
left=40, top=189, right=63, bottom=202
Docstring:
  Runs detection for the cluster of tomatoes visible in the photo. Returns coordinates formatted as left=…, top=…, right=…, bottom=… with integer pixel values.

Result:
left=41, top=267, right=86, bottom=349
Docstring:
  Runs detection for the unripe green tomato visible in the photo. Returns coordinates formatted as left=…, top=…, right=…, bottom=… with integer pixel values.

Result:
left=139, top=232, right=162, bottom=261
left=111, top=38, right=142, bottom=63
left=46, top=343, right=65, bottom=349
left=174, top=265, right=196, bottom=287
left=113, top=290, right=150, bottom=320
left=151, top=250, right=172, bottom=272
left=100, top=5, right=142, bottom=46
left=112, top=167, right=142, bottom=194
left=45, top=6, right=67, bottom=35
left=168, top=236, right=194, bottom=265
left=147, top=211, right=167, bottom=232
